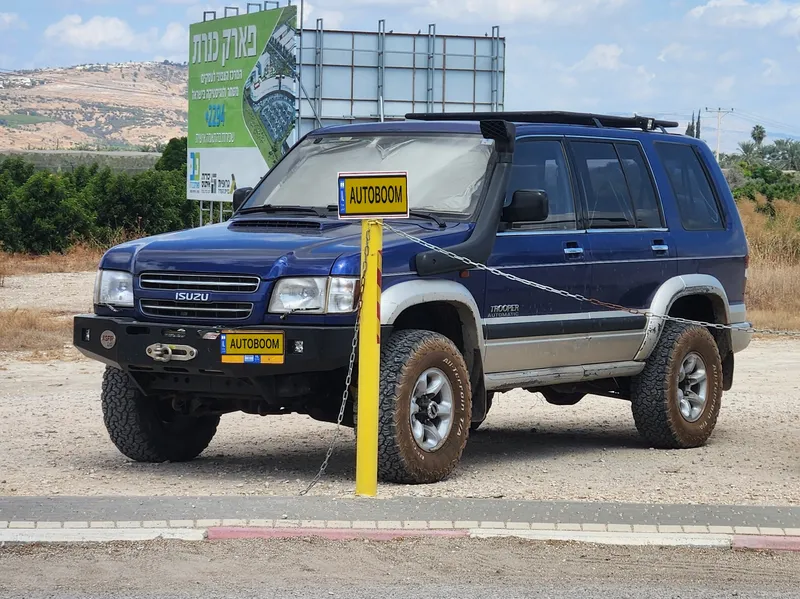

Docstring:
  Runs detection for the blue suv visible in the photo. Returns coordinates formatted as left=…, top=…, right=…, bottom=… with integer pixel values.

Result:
left=73, top=111, right=752, bottom=484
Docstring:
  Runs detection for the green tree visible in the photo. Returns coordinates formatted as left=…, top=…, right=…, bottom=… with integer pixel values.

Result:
left=751, top=125, right=767, bottom=147
left=695, top=109, right=701, bottom=139
left=685, top=112, right=695, bottom=137
left=0, top=172, right=89, bottom=254
left=0, top=156, right=35, bottom=187
left=738, top=140, right=762, bottom=163
left=155, top=136, right=187, bottom=175
left=85, top=167, right=197, bottom=242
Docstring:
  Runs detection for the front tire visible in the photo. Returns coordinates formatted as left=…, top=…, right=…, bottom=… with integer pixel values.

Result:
left=377, top=330, right=472, bottom=484
left=101, top=366, right=220, bottom=462
left=631, top=322, right=722, bottom=449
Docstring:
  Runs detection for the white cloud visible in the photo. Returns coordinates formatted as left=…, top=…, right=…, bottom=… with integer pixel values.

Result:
left=415, top=0, right=629, bottom=24
left=0, top=12, right=24, bottom=30
left=160, top=22, right=188, bottom=54
left=571, top=43, right=624, bottom=70
left=43, top=14, right=189, bottom=59
left=303, top=2, right=345, bottom=29
left=44, top=15, right=141, bottom=50
left=657, top=42, right=690, bottom=63
left=714, top=75, right=736, bottom=95
left=689, top=0, right=800, bottom=35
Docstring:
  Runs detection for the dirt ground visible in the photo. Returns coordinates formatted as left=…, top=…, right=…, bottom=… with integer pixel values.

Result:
left=0, top=272, right=799, bottom=504
left=3, top=538, right=800, bottom=598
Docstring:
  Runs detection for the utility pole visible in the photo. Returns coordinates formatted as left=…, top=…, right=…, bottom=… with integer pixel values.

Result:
left=705, top=107, right=734, bottom=161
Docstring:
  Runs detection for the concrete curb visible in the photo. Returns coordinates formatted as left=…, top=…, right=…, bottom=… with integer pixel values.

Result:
left=470, top=529, right=733, bottom=548
left=206, top=527, right=469, bottom=541
left=1, top=521, right=798, bottom=551
left=0, top=528, right=205, bottom=543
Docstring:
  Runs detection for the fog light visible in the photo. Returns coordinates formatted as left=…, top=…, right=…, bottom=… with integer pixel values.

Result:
left=293, top=340, right=304, bottom=354
left=82, top=329, right=91, bottom=342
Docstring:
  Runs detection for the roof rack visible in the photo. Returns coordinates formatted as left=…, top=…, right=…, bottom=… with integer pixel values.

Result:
left=404, top=110, right=679, bottom=133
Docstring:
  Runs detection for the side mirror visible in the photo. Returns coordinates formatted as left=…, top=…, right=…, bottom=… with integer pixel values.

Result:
left=232, top=187, right=253, bottom=212
left=503, top=189, right=549, bottom=223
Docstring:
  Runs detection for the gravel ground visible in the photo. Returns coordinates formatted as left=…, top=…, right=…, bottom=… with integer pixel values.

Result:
left=0, top=272, right=798, bottom=504
left=3, top=539, right=800, bottom=598
left=0, top=338, right=798, bottom=504
left=0, top=272, right=95, bottom=313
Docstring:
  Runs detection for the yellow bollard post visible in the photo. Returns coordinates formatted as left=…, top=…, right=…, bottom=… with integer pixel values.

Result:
left=355, top=218, right=383, bottom=498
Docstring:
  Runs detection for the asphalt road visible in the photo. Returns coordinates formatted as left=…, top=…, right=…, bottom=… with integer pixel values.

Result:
left=2, top=538, right=799, bottom=598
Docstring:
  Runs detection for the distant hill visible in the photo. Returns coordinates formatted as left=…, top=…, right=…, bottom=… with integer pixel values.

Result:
left=0, top=61, right=188, bottom=152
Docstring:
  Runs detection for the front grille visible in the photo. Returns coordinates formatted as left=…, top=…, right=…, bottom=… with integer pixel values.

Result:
left=139, top=272, right=261, bottom=293
left=140, top=300, right=253, bottom=320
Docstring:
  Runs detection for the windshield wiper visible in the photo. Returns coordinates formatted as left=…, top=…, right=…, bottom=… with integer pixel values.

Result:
left=409, top=210, right=446, bottom=229
left=324, top=206, right=446, bottom=229
left=239, top=205, right=329, bottom=217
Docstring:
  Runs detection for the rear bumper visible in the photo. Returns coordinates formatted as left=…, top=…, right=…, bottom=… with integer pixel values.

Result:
left=73, top=314, right=379, bottom=377
left=730, top=322, right=753, bottom=354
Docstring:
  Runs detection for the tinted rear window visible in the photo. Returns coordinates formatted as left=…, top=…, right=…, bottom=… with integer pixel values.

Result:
left=655, top=143, right=725, bottom=231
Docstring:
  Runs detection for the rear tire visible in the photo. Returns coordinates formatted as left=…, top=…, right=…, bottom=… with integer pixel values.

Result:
left=631, top=322, right=722, bottom=449
left=377, top=330, right=471, bottom=484
left=101, top=366, right=220, bottom=462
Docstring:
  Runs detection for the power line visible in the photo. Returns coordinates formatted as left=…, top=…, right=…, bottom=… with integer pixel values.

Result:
left=704, top=107, right=734, bottom=161
left=730, top=110, right=800, bottom=139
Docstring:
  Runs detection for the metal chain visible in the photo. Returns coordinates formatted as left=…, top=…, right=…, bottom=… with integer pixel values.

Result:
left=383, top=222, right=800, bottom=338
left=299, top=224, right=372, bottom=496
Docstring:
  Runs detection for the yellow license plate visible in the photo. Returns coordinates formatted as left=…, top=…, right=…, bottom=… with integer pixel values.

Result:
left=220, top=331, right=284, bottom=365
left=337, top=171, right=409, bottom=219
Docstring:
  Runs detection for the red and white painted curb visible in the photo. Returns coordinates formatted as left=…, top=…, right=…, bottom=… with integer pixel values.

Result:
left=1, top=520, right=799, bottom=551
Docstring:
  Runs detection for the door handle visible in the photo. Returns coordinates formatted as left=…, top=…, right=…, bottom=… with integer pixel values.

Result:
left=651, top=243, right=669, bottom=254
left=564, top=247, right=584, bottom=257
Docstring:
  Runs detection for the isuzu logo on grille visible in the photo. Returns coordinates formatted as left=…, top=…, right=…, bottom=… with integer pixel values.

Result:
left=175, top=292, right=210, bottom=301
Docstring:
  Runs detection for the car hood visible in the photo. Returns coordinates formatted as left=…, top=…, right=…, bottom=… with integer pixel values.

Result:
left=100, top=215, right=474, bottom=279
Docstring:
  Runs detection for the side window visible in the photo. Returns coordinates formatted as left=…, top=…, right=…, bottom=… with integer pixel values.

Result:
left=506, top=140, right=576, bottom=231
left=570, top=141, right=664, bottom=230
left=654, top=143, right=725, bottom=231
left=616, top=144, right=664, bottom=229
left=571, top=141, right=634, bottom=228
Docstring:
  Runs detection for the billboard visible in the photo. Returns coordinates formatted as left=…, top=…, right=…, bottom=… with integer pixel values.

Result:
left=187, top=6, right=297, bottom=202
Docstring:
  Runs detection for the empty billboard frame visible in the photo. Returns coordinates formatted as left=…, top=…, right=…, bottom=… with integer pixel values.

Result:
left=297, top=20, right=505, bottom=135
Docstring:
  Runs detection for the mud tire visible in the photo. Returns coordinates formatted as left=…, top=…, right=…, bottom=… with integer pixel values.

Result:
left=101, top=366, right=219, bottom=462
left=631, top=322, right=722, bottom=449
left=377, top=330, right=471, bottom=484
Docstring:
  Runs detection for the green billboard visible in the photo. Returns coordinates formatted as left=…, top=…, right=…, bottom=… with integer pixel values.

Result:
left=187, top=6, right=297, bottom=201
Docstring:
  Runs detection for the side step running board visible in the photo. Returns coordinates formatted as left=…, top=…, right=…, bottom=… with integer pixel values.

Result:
left=485, top=361, right=645, bottom=392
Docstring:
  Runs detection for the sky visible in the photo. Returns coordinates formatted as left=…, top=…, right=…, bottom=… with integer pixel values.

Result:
left=0, top=0, right=799, bottom=152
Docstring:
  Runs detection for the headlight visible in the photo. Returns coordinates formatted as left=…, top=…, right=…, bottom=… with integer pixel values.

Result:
left=94, top=270, right=134, bottom=308
left=268, top=277, right=359, bottom=314
left=269, top=277, right=328, bottom=314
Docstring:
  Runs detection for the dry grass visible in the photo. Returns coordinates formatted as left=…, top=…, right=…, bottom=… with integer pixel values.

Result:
left=0, top=309, right=73, bottom=357
left=738, top=197, right=800, bottom=331
left=0, top=244, right=103, bottom=277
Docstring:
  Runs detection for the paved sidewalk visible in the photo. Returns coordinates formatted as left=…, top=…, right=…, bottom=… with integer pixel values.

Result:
left=2, top=496, right=800, bottom=529
left=2, top=497, right=799, bottom=550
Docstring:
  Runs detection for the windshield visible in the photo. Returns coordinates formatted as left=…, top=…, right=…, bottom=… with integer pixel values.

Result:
left=243, top=133, right=494, bottom=215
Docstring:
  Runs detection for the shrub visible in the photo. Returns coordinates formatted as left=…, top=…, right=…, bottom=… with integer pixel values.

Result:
left=0, top=172, right=90, bottom=254
left=85, top=167, right=197, bottom=243
left=155, top=136, right=187, bottom=175
left=0, top=156, right=35, bottom=187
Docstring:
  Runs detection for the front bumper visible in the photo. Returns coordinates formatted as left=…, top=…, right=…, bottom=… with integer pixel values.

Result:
left=73, top=314, right=372, bottom=376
